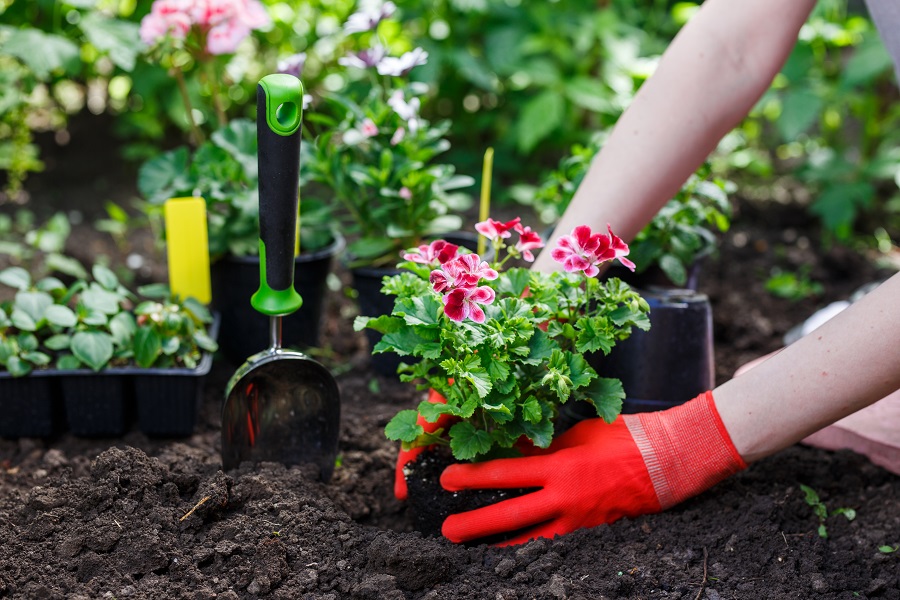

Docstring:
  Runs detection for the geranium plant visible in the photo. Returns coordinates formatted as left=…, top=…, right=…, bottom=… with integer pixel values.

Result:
left=354, top=218, right=650, bottom=461
left=300, top=2, right=473, bottom=268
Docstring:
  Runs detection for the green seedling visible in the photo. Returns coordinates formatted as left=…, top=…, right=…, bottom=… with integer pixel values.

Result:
left=800, top=484, right=856, bottom=538
left=878, top=544, right=898, bottom=554
left=765, top=266, right=824, bottom=302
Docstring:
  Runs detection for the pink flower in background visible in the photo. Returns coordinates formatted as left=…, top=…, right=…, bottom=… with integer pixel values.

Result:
left=399, top=186, right=412, bottom=200
left=551, top=224, right=634, bottom=276
left=402, top=240, right=459, bottom=266
left=377, top=48, right=428, bottom=77
left=360, top=119, right=379, bottom=138
left=343, top=1, right=396, bottom=34
left=513, top=224, right=544, bottom=262
left=390, top=127, right=406, bottom=145
left=443, top=286, right=495, bottom=323
left=141, top=0, right=270, bottom=55
left=475, top=217, right=520, bottom=242
left=140, top=0, right=192, bottom=44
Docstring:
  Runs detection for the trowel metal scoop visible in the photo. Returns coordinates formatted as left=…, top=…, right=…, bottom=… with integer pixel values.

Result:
left=221, top=74, right=340, bottom=481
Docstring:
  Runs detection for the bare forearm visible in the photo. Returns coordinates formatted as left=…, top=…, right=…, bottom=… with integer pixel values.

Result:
left=715, top=271, right=900, bottom=463
left=533, top=0, right=816, bottom=272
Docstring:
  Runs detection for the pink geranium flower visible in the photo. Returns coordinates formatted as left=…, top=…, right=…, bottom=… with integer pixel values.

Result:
left=443, top=286, right=495, bottom=323
left=139, top=0, right=192, bottom=44
left=513, top=223, right=544, bottom=262
left=475, top=217, right=521, bottom=242
left=141, top=0, right=270, bottom=55
left=430, top=253, right=499, bottom=293
left=551, top=224, right=634, bottom=276
left=402, top=240, right=459, bottom=266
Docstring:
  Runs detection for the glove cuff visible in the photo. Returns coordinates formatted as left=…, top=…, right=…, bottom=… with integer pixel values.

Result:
left=623, top=391, right=747, bottom=509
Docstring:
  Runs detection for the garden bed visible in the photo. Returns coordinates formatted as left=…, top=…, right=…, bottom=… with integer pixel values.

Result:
left=1, top=127, right=899, bottom=597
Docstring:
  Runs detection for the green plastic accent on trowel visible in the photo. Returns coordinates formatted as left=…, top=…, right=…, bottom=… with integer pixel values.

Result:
left=259, top=74, right=304, bottom=136
left=251, top=240, right=303, bottom=316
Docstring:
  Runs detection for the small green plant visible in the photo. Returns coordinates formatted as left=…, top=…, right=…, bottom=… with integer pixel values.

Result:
left=300, top=3, right=473, bottom=268
left=800, top=483, right=856, bottom=538
left=0, top=210, right=88, bottom=281
left=0, top=264, right=217, bottom=377
left=356, top=217, right=649, bottom=461
left=764, top=266, right=824, bottom=301
left=526, top=138, right=733, bottom=287
left=878, top=544, right=898, bottom=554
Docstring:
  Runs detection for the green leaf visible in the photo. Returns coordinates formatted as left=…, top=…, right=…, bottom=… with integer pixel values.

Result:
left=776, top=87, right=824, bottom=141
left=384, top=409, right=423, bottom=442
left=138, top=147, right=190, bottom=203
left=109, top=312, right=137, bottom=346
left=193, top=331, right=218, bottom=353
left=0, top=267, right=31, bottom=290
left=658, top=254, right=687, bottom=287
left=71, top=331, right=114, bottom=371
left=212, top=119, right=258, bottom=181
left=56, top=354, right=81, bottom=370
left=584, top=377, right=625, bottom=422
left=6, top=355, right=31, bottom=377
left=134, top=327, right=162, bottom=368
left=82, top=309, right=109, bottom=326
left=15, top=290, right=53, bottom=323
left=418, top=399, right=454, bottom=423
left=1, top=29, right=80, bottom=78
left=21, top=351, right=50, bottom=366
left=519, top=419, right=554, bottom=450
left=44, top=305, right=77, bottom=328
left=80, top=286, right=122, bottom=315
left=44, top=334, right=70, bottom=351
left=78, top=13, right=140, bottom=71
left=160, top=335, right=180, bottom=355
left=92, top=264, right=120, bottom=291
left=521, top=396, right=542, bottom=424
left=45, top=254, right=88, bottom=279
left=137, top=283, right=171, bottom=299
left=516, top=90, right=565, bottom=153
left=449, top=422, right=493, bottom=461
left=35, top=277, right=66, bottom=293
left=565, top=77, right=614, bottom=113
left=809, top=182, right=874, bottom=235
left=10, top=308, right=37, bottom=332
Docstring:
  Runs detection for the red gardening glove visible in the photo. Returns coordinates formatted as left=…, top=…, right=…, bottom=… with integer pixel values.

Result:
left=394, top=388, right=453, bottom=500
left=440, top=391, right=747, bottom=546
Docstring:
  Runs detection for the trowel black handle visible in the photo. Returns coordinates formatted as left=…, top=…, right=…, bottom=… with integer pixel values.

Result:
left=251, top=74, right=304, bottom=316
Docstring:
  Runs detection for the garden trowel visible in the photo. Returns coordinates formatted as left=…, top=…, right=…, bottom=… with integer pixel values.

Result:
left=221, top=74, right=340, bottom=481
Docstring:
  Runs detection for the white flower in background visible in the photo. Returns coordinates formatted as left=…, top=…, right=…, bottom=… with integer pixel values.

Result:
left=342, top=118, right=379, bottom=145
left=277, top=52, right=307, bottom=78
left=302, top=94, right=313, bottom=110
left=388, top=90, right=421, bottom=133
left=338, top=44, right=387, bottom=69
left=390, top=126, right=405, bottom=145
left=343, top=1, right=396, bottom=34
left=376, top=47, right=428, bottom=77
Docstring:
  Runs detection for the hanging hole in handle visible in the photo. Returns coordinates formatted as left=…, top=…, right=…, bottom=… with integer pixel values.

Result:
left=275, top=102, right=299, bottom=129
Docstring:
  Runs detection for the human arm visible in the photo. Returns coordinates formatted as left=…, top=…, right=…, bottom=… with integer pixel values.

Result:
left=532, top=0, right=818, bottom=273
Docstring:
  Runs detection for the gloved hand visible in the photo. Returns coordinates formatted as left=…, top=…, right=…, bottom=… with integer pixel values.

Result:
left=394, top=388, right=451, bottom=500
left=440, top=391, right=747, bottom=545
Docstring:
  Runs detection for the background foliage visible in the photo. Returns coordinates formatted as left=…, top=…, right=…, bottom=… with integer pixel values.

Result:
left=1, top=0, right=899, bottom=251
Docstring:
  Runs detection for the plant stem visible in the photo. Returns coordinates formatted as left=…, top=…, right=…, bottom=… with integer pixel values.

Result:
left=173, top=67, right=204, bottom=146
left=206, top=61, right=228, bottom=128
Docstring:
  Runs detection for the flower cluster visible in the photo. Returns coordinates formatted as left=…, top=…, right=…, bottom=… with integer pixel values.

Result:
left=298, top=1, right=472, bottom=268
left=140, top=0, right=270, bottom=55
left=356, top=218, right=650, bottom=461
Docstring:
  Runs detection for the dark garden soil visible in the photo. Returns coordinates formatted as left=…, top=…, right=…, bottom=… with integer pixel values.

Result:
left=1, top=115, right=900, bottom=599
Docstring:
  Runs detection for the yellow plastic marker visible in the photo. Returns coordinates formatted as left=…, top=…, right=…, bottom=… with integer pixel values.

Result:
left=477, top=147, right=494, bottom=257
left=164, top=196, right=211, bottom=304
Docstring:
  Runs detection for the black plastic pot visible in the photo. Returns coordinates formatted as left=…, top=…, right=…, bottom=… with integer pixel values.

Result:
left=561, top=287, right=714, bottom=428
left=62, top=374, right=132, bottom=437
left=351, top=232, right=481, bottom=377
left=210, top=233, right=344, bottom=364
left=0, top=374, right=63, bottom=438
left=0, top=315, right=220, bottom=439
